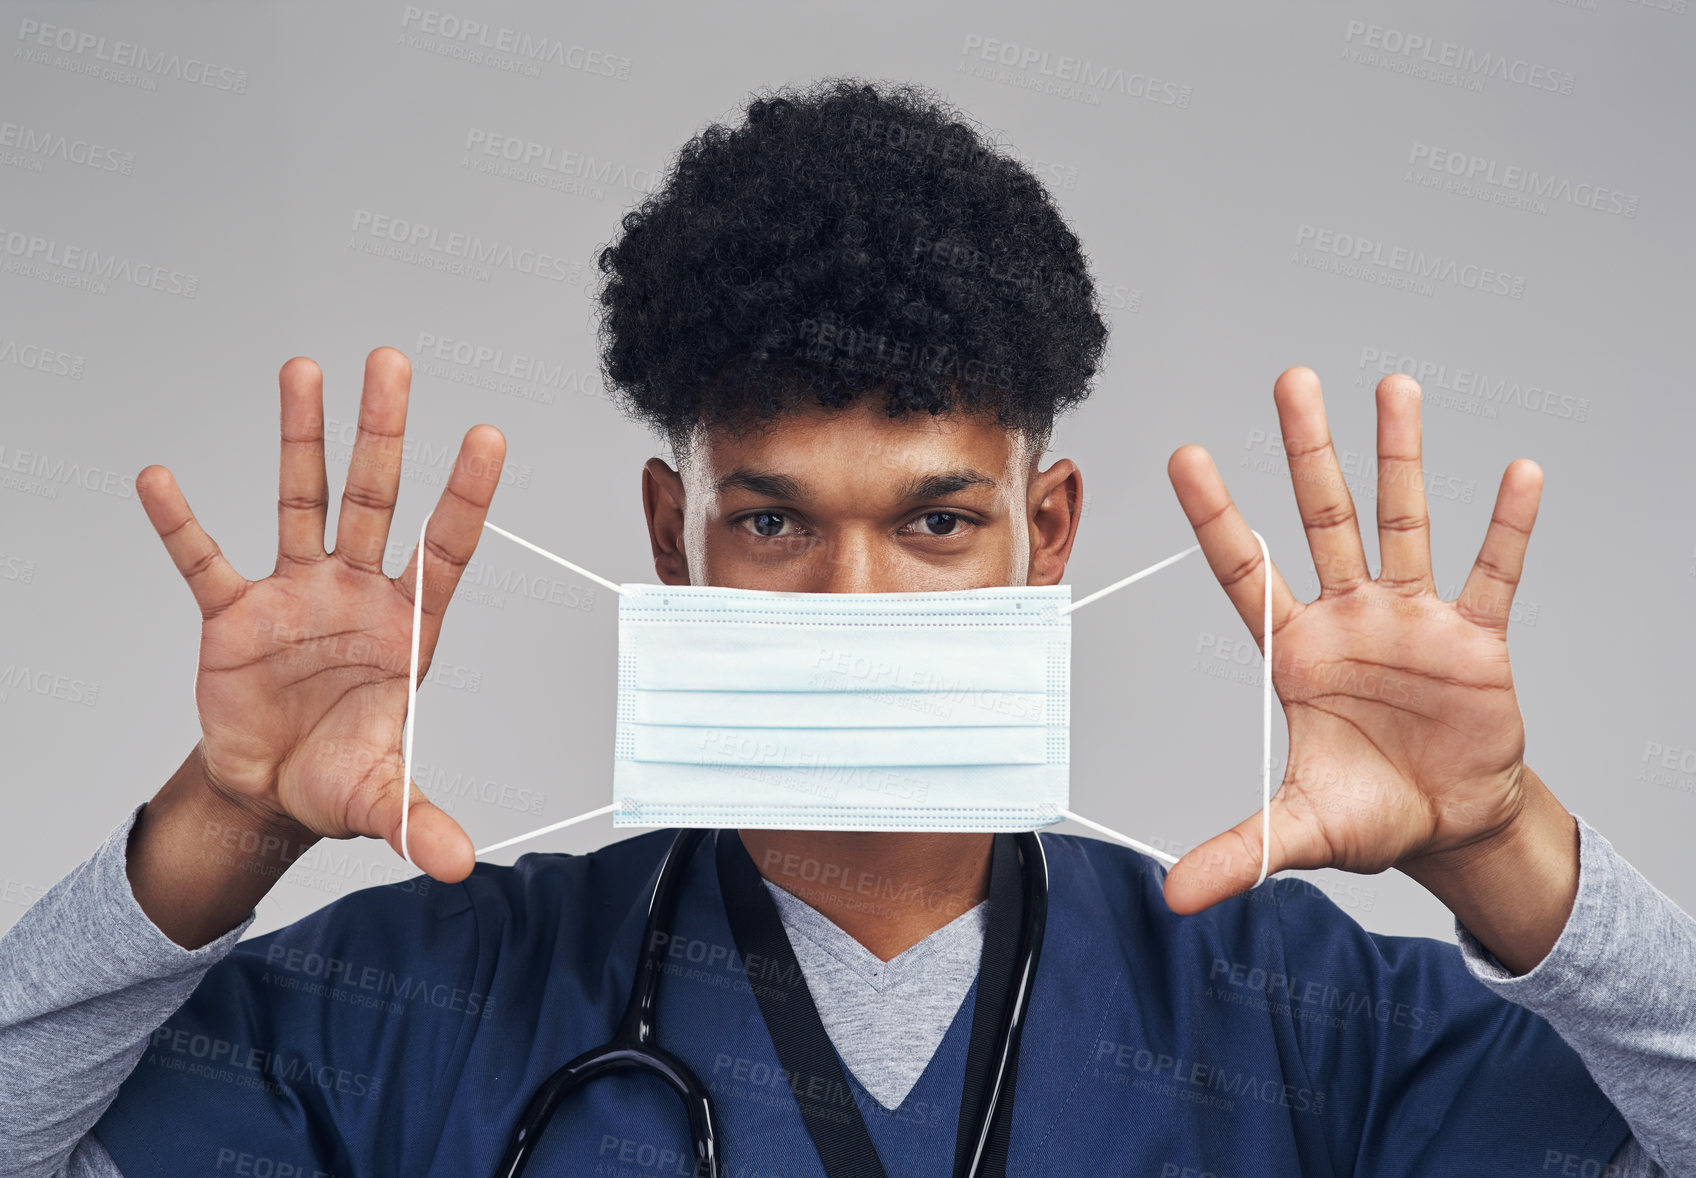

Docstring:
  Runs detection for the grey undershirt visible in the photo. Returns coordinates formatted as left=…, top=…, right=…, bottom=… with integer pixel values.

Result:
left=757, top=870, right=989, bottom=1110
left=1, top=806, right=1692, bottom=1177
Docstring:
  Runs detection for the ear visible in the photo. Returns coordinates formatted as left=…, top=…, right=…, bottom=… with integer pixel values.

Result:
left=641, top=457, right=691, bottom=586
left=1026, top=458, right=1082, bottom=586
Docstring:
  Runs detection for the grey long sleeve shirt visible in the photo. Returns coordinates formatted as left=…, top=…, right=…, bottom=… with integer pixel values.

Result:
left=0, top=804, right=1692, bottom=1177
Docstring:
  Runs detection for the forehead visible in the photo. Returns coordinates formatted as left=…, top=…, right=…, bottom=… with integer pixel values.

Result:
left=686, top=398, right=1021, bottom=502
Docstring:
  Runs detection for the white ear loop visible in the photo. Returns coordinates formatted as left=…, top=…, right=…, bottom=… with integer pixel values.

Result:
left=396, top=514, right=1277, bottom=893
left=1055, top=529, right=1276, bottom=890
left=397, top=512, right=631, bottom=870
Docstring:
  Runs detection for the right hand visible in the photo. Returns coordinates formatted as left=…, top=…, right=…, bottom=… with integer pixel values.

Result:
left=135, top=346, right=506, bottom=884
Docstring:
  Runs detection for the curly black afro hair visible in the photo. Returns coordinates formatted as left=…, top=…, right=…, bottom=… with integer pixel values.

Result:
left=594, top=77, right=1110, bottom=463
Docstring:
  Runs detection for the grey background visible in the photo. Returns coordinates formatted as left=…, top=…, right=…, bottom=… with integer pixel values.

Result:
left=2, top=0, right=1691, bottom=943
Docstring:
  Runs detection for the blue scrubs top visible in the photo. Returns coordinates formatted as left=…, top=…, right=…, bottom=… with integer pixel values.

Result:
left=92, top=830, right=1631, bottom=1176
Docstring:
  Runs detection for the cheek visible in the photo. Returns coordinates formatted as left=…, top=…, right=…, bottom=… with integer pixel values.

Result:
left=700, top=530, right=819, bottom=588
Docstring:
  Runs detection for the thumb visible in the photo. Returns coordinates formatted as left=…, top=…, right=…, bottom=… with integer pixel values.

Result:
left=1162, top=798, right=1326, bottom=915
left=373, top=778, right=477, bottom=885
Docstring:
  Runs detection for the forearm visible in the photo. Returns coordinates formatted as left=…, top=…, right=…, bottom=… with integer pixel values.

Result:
left=1408, top=769, right=1696, bottom=1174
left=1452, top=813, right=1696, bottom=1176
left=0, top=803, right=254, bottom=1178
left=127, top=744, right=320, bottom=950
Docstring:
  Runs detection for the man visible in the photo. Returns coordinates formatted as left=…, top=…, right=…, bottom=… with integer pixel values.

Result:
left=1, top=78, right=1691, bottom=1176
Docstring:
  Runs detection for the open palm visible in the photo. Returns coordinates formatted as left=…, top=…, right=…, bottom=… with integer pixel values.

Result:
left=135, top=347, right=505, bottom=884
left=1164, top=366, right=1541, bottom=913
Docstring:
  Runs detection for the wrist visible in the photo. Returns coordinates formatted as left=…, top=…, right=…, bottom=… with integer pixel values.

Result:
left=187, top=741, right=320, bottom=855
left=1401, top=765, right=1580, bottom=975
left=126, top=745, right=320, bottom=949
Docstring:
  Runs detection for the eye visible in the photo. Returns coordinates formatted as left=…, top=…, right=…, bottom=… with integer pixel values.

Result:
left=902, top=511, right=974, bottom=537
left=737, top=511, right=797, bottom=538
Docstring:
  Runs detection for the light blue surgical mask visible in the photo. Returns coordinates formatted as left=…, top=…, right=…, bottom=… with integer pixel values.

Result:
left=398, top=515, right=1277, bottom=885
left=612, top=579, right=1072, bottom=831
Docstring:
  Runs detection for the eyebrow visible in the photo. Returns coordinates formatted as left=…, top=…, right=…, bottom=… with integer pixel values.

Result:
left=714, top=468, right=807, bottom=500
left=713, top=466, right=1001, bottom=502
left=895, top=468, right=1001, bottom=500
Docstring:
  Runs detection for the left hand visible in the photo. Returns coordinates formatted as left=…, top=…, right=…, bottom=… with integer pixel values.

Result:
left=1163, top=366, right=1550, bottom=914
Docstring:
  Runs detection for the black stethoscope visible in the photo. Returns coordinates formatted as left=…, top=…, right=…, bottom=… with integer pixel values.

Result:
left=491, top=826, right=1051, bottom=1178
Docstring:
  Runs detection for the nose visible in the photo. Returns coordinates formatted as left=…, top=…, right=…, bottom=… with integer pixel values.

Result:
left=811, top=530, right=891, bottom=594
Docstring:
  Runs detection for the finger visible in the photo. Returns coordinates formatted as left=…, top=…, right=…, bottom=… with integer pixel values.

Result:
left=368, top=778, right=476, bottom=884
left=1456, top=459, right=1543, bottom=632
left=1273, top=367, right=1370, bottom=594
left=1374, top=374, right=1435, bottom=592
left=393, top=425, right=508, bottom=621
left=1168, top=444, right=1298, bottom=647
left=1162, top=797, right=1330, bottom=914
left=276, top=357, right=329, bottom=570
left=332, top=347, right=412, bottom=574
left=136, top=465, right=249, bottom=621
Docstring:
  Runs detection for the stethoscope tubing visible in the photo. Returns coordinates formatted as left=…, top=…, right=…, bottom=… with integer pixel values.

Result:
left=491, top=827, right=1048, bottom=1178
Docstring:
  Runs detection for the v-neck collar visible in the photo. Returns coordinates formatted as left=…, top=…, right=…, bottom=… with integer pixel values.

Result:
left=759, top=876, right=990, bottom=992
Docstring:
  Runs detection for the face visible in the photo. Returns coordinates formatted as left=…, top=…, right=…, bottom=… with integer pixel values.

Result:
left=640, top=396, right=1084, bottom=593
